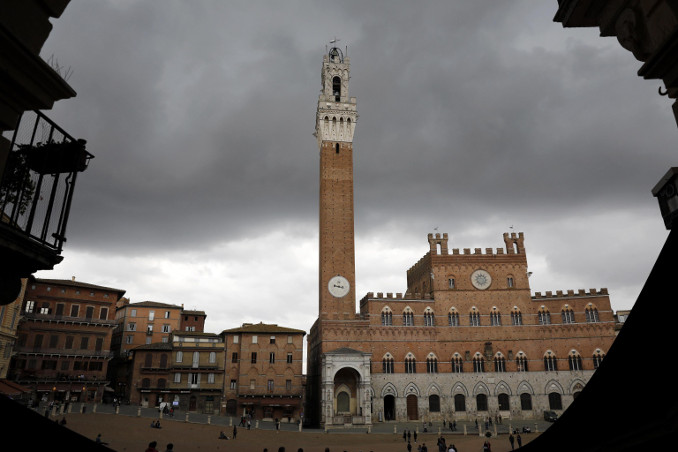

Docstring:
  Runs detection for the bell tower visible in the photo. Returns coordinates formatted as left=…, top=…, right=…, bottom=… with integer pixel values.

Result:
left=316, top=46, right=358, bottom=319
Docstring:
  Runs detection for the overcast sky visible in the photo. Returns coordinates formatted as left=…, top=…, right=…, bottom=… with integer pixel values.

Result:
left=34, top=1, right=677, bottom=335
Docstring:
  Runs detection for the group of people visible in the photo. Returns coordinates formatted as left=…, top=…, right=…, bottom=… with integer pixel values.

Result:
left=508, top=432, right=523, bottom=450
left=150, top=419, right=162, bottom=429
left=144, top=441, right=174, bottom=452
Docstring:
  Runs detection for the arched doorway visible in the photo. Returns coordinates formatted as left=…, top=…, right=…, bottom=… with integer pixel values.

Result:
left=384, top=395, right=396, bottom=420
left=334, top=367, right=360, bottom=417
left=406, top=394, right=418, bottom=420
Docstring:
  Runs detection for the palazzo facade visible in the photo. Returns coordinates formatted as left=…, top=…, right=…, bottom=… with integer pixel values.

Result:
left=306, top=47, right=617, bottom=427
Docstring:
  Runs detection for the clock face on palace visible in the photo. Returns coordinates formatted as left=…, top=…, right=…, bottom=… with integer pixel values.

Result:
left=471, top=269, right=492, bottom=290
left=328, top=275, right=350, bottom=298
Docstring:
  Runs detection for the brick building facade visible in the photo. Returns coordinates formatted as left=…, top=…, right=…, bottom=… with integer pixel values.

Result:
left=10, top=277, right=125, bottom=403
left=221, top=323, right=305, bottom=421
left=306, top=47, right=618, bottom=427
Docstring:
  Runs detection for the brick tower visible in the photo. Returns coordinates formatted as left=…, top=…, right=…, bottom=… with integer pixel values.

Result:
left=316, top=46, right=358, bottom=319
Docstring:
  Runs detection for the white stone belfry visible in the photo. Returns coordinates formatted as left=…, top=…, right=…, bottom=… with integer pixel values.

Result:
left=315, top=46, right=358, bottom=147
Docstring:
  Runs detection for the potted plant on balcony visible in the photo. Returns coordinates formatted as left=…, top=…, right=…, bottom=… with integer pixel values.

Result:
left=20, top=139, right=91, bottom=175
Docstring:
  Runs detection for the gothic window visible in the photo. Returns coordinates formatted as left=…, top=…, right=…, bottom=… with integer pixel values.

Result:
left=490, top=308, right=501, bottom=326
left=451, top=354, right=464, bottom=373
left=469, top=308, right=481, bottom=327
left=511, top=308, right=523, bottom=326
left=403, top=308, right=414, bottom=326
left=382, top=354, right=394, bottom=374
left=498, top=393, right=510, bottom=411
left=448, top=278, right=455, bottom=289
left=544, top=351, right=558, bottom=371
left=448, top=309, right=460, bottom=326
left=593, top=350, right=606, bottom=369
left=405, top=354, right=416, bottom=373
left=516, top=352, right=529, bottom=372
left=476, top=394, right=488, bottom=411
left=538, top=308, right=551, bottom=325
left=520, top=393, right=533, bottom=410
left=426, top=354, right=438, bottom=373
left=473, top=354, right=485, bottom=373
left=424, top=308, right=435, bottom=326
left=568, top=351, right=583, bottom=371
left=429, top=395, right=440, bottom=412
left=585, top=306, right=600, bottom=323
left=454, top=394, right=466, bottom=412
left=381, top=308, right=393, bottom=326
left=548, top=392, right=563, bottom=410
left=507, top=276, right=514, bottom=288
left=561, top=306, right=575, bottom=324
left=494, top=354, right=506, bottom=372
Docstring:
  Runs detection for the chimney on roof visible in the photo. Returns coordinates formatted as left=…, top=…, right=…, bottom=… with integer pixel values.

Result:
left=72, top=276, right=76, bottom=281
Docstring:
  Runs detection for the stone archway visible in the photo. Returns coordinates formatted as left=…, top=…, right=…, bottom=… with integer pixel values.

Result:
left=384, top=394, right=396, bottom=420
left=320, top=347, right=372, bottom=427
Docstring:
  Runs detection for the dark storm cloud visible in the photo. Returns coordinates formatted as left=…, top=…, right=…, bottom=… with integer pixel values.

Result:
left=36, top=1, right=677, bottom=319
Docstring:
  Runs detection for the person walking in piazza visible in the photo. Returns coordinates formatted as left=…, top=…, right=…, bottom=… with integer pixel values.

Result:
left=407, top=441, right=412, bottom=452
left=403, top=430, right=407, bottom=441
left=407, top=429, right=411, bottom=442
left=517, top=434, right=522, bottom=448
left=233, top=425, right=238, bottom=439
left=509, top=433, right=515, bottom=450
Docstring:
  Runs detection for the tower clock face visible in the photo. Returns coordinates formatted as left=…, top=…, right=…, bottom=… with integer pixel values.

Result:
left=328, top=275, right=350, bottom=298
left=471, top=269, right=492, bottom=290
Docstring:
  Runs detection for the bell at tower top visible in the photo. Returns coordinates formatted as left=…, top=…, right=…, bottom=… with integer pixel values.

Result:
left=328, top=46, right=343, bottom=63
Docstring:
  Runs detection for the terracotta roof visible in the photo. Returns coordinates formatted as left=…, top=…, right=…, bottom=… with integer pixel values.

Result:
left=182, top=310, right=206, bottom=315
left=33, top=278, right=126, bottom=297
left=131, top=342, right=173, bottom=351
left=125, top=301, right=183, bottom=309
left=220, top=322, right=306, bottom=335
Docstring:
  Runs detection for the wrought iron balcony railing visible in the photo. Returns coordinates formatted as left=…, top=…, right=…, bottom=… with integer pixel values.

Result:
left=1, top=110, right=93, bottom=253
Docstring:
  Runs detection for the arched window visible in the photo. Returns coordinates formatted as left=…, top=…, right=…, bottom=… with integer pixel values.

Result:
left=520, top=393, right=533, bottom=410
left=424, top=308, right=435, bottom=326
left=561, top=306, right=575, bottom=324
left=382, top=354, right=394, bottom=374
left=585, top=305, right=600, bottom=323
left=494, top=354, right=506, bottom=372
left=332, top=76, right=341, bottom=101
left=405, top=354, right=416, bottom=373
left=473, top=354, right=485, bottom=373
left=593, top=349, right=606, bottom=369
left=568, top=351, right=583, bottom=371
left=515, top=352, right=529, bottom=372
left=429, top=394, right=440, bottom=412
left=548, top=392, right=563, bottom=410
left=159, top=354, right=168, bottom=368
left=538, top=307, right=551, bottom=325
left=454, top=394, right=466, bottom=412
left=144, top=353, right=153, bottom=368
left=403, top=308, right=414, bottom=326
left=141, top=378, right=150, bottom=388
left=157, top=378, right=166, bottom=389
left=448, top=308, right=460, bottom=326
left=469, top=308, right=481, bottom=326
left=426, top=353, right=438, bottom=373
left=381, top=308, right=393, bottom=326
left=544, top=351, right=558, bottom=371
left=476, top=394, right=488, bottom=411
left=451, top=353, right=464, bottom=373
left=498, top=393, right=510, bottom=411
left=511, top=308, right=523, bottom=326
left=490, top=308, right=502, bottom=326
